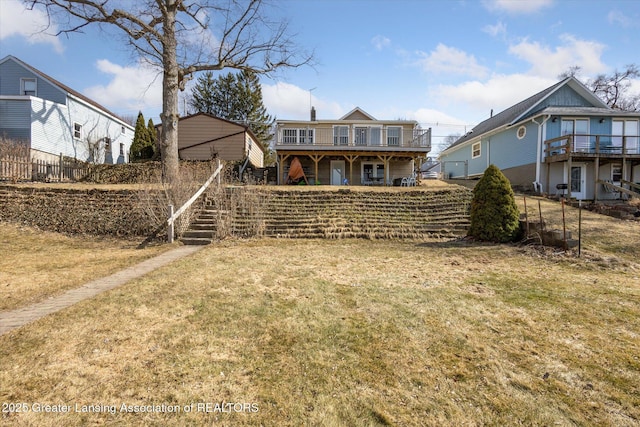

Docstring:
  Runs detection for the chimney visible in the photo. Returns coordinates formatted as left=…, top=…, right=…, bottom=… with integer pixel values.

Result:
left=310, top=106, right=316, bottom=121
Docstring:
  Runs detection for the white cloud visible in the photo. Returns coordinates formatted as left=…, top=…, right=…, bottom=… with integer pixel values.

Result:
left=262, top=82, right=344, bottom=120
left=0, top=0, right=64, bottom=53
left=508, top=34, right=607, bottom=78
left=607, top=10, right=637, bottom=28
left=431, top=74, right=555, bottom=120
left=84, top=59, right=163, bottom=117
left=482, top=21, right=507, bottom=38
left=371, top=35, right=391, bottom=51
left=417, top=44, right=488, bottom=78
left=483, top=0, right=553, bottom=14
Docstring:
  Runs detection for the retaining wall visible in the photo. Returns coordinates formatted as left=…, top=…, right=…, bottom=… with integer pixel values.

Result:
left=0, top=185, right=159, bottom=237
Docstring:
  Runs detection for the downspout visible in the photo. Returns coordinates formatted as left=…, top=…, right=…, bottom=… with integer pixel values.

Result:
left=532, top=114, right=551, bottom=192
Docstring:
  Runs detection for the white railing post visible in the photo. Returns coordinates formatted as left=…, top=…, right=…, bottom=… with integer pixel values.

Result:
left=167, top=205, right=174, bottom=243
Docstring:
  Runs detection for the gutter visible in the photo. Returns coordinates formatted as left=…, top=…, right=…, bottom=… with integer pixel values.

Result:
left=531, top=114, right=551, bottom=192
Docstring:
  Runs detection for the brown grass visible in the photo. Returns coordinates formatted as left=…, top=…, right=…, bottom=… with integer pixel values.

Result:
left=1, top=195, right=639, bottom=426
left=0, top=223, right=170, bottom=311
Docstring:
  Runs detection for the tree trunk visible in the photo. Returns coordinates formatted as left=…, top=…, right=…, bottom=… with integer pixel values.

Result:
left=159, top=0, right=180, bottom=186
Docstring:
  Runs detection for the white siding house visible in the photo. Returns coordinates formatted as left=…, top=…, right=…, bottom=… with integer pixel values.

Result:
left=0, top=55, right=134, bottom=163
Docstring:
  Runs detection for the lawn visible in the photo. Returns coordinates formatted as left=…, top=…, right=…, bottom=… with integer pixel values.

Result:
left=0, top=197, right=639, bottom=426
left=0, top=223, right=170, bottom=311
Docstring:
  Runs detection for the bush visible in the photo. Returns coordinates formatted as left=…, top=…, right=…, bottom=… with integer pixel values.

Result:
left=468, top=164, right=521, bottom=243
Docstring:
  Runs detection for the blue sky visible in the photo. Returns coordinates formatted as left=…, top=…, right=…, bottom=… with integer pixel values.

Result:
left=2, top=0, right=640, bottom=154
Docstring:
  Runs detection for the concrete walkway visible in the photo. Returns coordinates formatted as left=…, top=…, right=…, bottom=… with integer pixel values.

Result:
left=0, top=245, right=204, bottom=336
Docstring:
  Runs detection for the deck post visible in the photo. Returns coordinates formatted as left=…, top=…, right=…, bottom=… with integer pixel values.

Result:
left=594, top=157, right=599, bottom=202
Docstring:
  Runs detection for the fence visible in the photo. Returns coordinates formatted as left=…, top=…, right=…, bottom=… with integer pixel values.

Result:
left=0, top=154, right=89, bottom=183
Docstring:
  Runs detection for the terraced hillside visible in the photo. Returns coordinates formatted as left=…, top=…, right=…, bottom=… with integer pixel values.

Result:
left=181, top=186, right=472, bottom=244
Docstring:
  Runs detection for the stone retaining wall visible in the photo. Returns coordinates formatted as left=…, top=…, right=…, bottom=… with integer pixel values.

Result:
left=0, top=185, right=160, bottom=237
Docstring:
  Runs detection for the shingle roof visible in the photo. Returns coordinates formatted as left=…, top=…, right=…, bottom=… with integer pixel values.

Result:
left=441, top=77, right=612, bottom=153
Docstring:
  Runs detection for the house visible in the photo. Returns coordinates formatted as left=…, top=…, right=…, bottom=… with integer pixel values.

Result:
left=275, top=107, right=431, bottom=185
left=439, top=77, right=640, bottom=200
left=157, top=113, right=265, bottom=169
left=0, top=55, right=134, bottom=164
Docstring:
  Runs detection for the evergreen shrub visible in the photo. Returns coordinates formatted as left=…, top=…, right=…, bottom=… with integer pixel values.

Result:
left=468, top=164, right=521, bottom=242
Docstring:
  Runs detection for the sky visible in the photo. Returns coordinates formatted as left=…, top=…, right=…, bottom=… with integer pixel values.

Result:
left=1, top=0, right=640, bottom=154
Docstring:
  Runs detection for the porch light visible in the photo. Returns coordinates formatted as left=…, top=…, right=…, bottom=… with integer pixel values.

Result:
left=552, top=117, right=557, bottom=123
left=599, top=118, right=605, bottom=123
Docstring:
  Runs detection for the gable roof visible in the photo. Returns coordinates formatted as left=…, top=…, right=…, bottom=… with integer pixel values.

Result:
left=172, top=112, right=265, bottom=152
left=442, top=77, right=610, bottom=153
left=340, top=107, right=377, bottom=121
left=1, top=55, right=133, bottom=129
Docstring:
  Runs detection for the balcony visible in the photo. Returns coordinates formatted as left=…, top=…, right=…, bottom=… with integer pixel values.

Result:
left=275, top=126, right=431, bottom=152
left=545, top=134, right=640, bottom=162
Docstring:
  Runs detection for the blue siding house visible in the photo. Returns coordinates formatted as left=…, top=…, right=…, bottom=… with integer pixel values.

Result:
left=0, top=55, right=134, bottom=164
left=439, top=77, right=640, bottom=201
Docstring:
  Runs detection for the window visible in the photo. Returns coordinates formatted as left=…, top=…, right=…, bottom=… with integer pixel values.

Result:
left=472, top=142, right=481, bottom=159
left=299, top=129, right=314, bottom=144
left=517, top=125, right=526, bottom=140
left=561, top=118, right=589, bottom=152
left=387, top=126, right=401, bottom=146
left=121, top=126, right=126, bottom=134
left=21, top=78, right=37, bottom=96
left=354, top=127, right=367, bottom=145
left=282, top=128, right=298, bottom=144
left=613, top=119, right=639, bottom=154
left=281, top=128, right=314, bottom=144
left=104, top=137, right=111, bottom=151
left=73, top=122, right=82, bottom=139
left=333, top=126, right=349, bottom=146
left=119, top=143, right=125, bottom=157
left=612, top=164, right=622, bottom=184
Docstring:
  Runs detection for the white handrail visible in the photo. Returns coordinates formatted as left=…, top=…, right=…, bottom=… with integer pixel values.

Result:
left=167, top=159, right=224, bottom=242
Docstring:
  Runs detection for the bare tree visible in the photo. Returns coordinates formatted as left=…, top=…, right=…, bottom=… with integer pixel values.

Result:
left=559, top=64, right=640, bottom=111
left=588, top=65, right=640, bottom=111
left=27, top=0, right=313, bottom=186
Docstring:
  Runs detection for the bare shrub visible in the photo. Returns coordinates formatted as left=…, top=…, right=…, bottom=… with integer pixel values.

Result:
left=136, top=160, right=220, bottom=239
left=0, top=136, right=30, bottom=183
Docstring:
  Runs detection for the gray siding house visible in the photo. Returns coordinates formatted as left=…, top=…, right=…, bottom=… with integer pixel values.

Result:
left=439, top=77, right=640, bottom=200
left=0, top=55, right=134, bottom=164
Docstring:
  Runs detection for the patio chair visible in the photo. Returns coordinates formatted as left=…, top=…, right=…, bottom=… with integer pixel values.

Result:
left=400, top=177, right=409, bottom=187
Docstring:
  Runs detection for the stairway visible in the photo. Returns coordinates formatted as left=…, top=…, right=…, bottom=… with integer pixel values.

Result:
left=181, top=186, right=472, bottom=244
left=180, top=206, right=229, bottom=245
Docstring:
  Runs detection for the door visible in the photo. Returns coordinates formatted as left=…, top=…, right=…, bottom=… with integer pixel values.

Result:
left=569, top=164, right=586, bottom=200
left=331, top=160, right=345, bottom=185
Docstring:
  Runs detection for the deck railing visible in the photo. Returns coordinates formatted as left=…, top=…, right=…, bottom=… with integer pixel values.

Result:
left=544, top=134, right=640, bottom=157
left=276, top=126, right=431, bottom=150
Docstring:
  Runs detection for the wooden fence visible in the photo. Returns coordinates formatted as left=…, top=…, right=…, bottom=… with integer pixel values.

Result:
left=0, top=154, right=89, bottom=182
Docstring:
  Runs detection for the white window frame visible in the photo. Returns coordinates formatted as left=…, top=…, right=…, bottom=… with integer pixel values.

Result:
left=612, top=119, right=639, bottom=154
left=73, top=122, right=83, bottom=140
left=20, top=78, right=37, bottom=96
left=282, top=128, right=298, bottom=144
left=299, top=128, right=314, bottom=144
left=471, top=141, right=481, bottom=159
left=387, top=126, right=402, bottom=146
left=333, top=125, right=349, bottom=146
left=561, top=118, right=590, bottom=152
left=517, top=125, right=526, bottom=140
left=361, top=161, right=385, bottom=184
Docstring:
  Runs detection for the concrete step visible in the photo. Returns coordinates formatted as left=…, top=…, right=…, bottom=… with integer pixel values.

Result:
left=181, top=237, right=213, bottom=245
